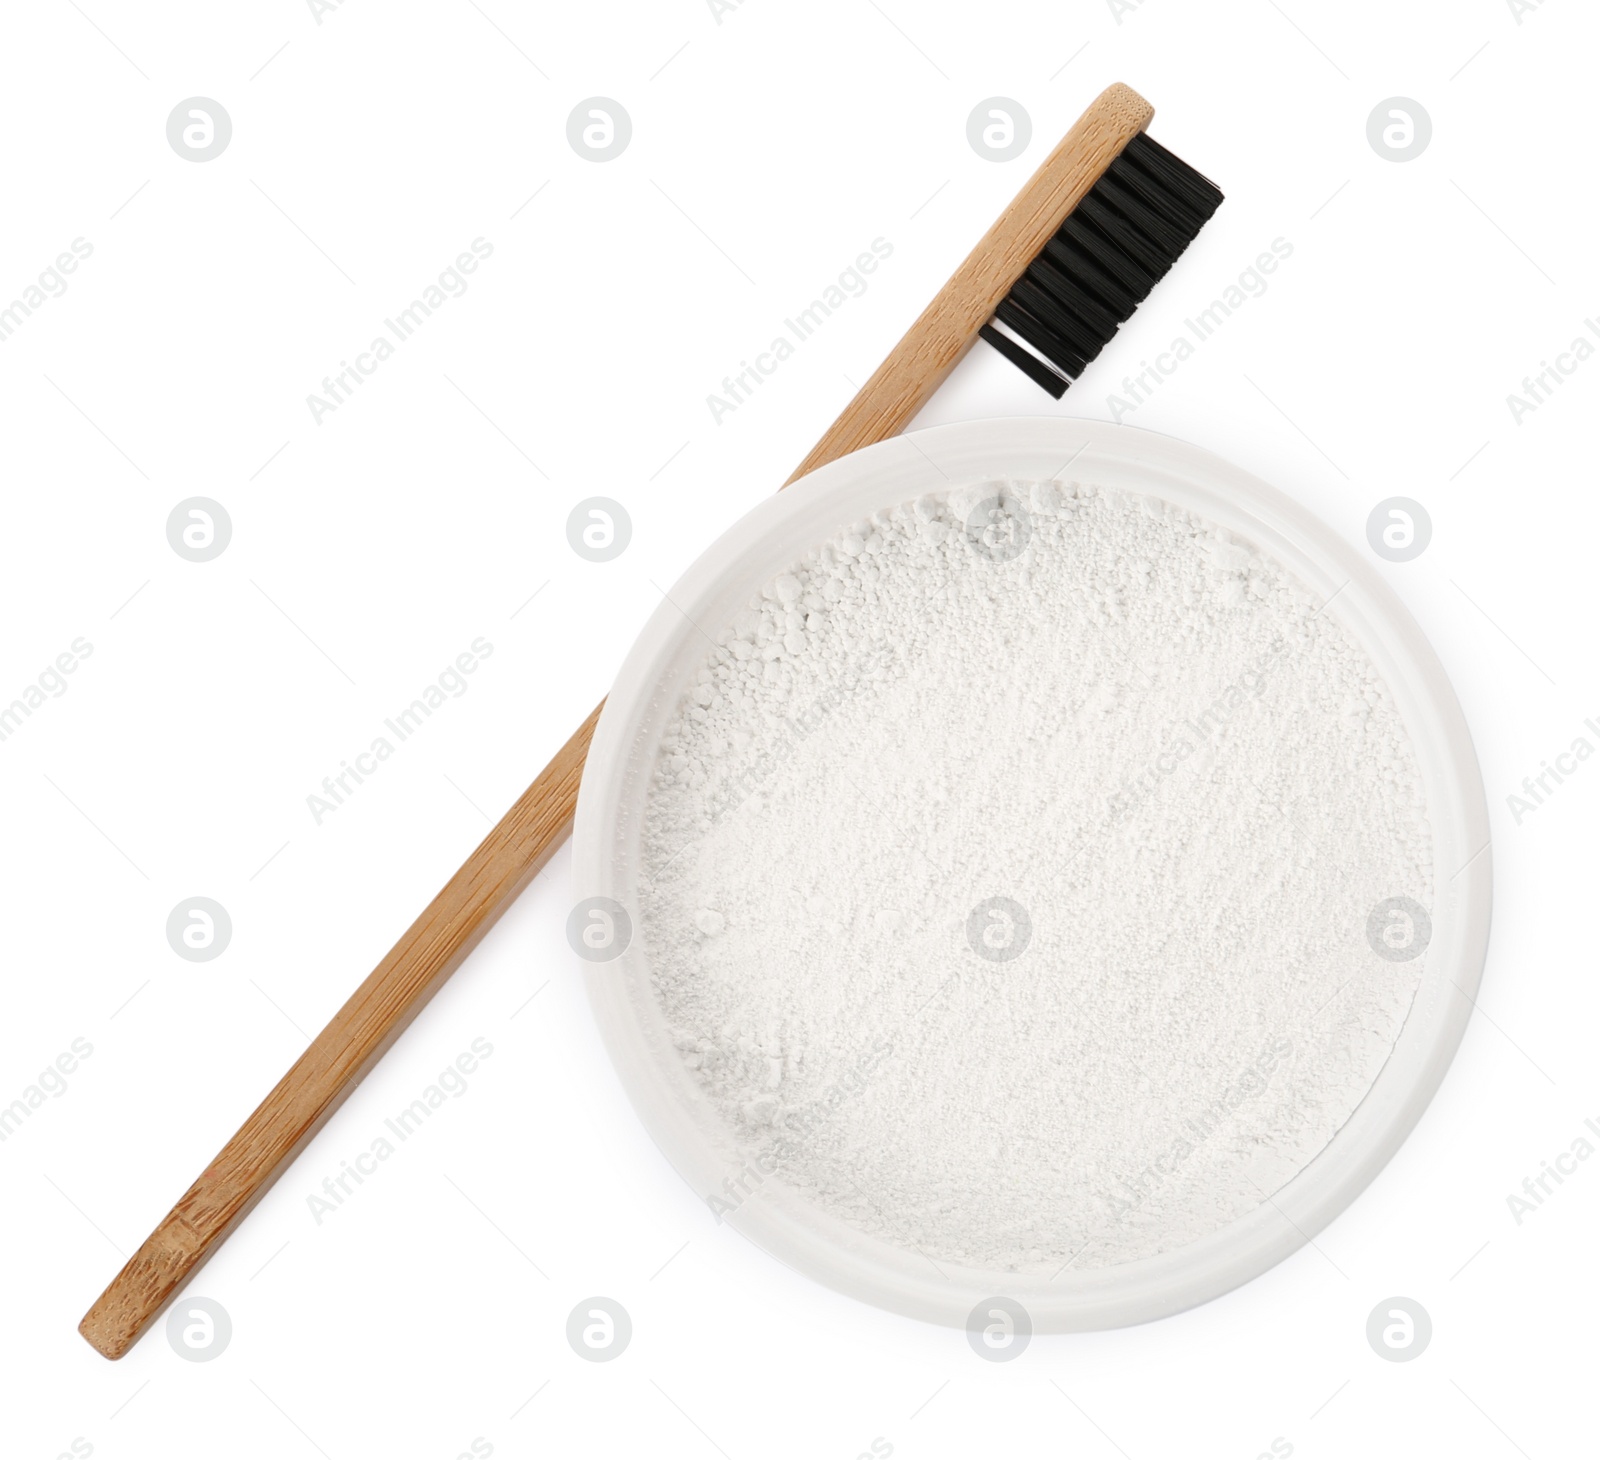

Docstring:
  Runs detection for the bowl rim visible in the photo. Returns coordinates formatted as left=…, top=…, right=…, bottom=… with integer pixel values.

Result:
left=573, top=416, right=1492, bottom=1332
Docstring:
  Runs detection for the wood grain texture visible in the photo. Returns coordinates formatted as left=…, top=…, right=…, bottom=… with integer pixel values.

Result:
left=79, top=704, right=601, bottom=1359
left=785, top=82, right=1151, bottom=485
left=79, top=81, right=1153, bottom=1360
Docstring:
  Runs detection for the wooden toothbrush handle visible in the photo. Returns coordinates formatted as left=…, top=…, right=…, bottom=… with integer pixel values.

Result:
left=78, top=706, right=600, bottom=1359
left=79, top=81, right=1153, bottom=1361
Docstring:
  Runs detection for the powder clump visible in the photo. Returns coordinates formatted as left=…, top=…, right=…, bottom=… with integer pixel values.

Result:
left=639, top=480, right=1432, bottom=1272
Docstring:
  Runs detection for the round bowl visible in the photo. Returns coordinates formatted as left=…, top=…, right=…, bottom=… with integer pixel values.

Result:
left=572, top=416, right=1491, bottom=1331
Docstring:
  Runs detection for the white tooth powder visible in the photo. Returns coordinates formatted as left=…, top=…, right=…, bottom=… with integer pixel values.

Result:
left=639, top=479, right=1432, bottom=1272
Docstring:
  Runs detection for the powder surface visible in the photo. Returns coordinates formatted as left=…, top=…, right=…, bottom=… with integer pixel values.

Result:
left=639, top=479, right=1432, bottom=1273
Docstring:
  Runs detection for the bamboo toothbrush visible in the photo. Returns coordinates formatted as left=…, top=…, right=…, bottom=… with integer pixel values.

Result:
left=80, top=80, right=1220, bottom=1359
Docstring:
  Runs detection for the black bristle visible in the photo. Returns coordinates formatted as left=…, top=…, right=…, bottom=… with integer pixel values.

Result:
left=1040, top=235, right=1138, bottom=322
left=1074, top=194, right=1172, bottom=285
left=1009, top=275, right=1104, bottom=365
left=994, top=297, right=1087, bottom=378
left=983, top=128, right=1223, bottom=396
left=1093, top=172, right=1191, bottom=260
left=1121, top=132, right=1224, bottom=224
left=978, top=324, right=1068, bottom=398
left=1105, top=152, right=1207, bottom=235
left=1058, top=211, right=1159, bottom=301
left=1024, top=255, right=1118, bottom=340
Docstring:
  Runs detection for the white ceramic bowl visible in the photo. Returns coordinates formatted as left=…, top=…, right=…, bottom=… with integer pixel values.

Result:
left=573, top=417, right=1491, bottom=1331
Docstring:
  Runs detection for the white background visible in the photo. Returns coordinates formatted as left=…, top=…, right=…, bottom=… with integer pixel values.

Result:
left=1, top=1, right=1594, bottom=1456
